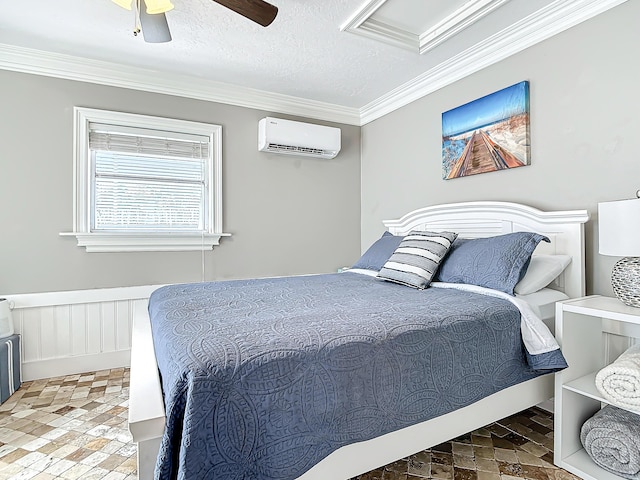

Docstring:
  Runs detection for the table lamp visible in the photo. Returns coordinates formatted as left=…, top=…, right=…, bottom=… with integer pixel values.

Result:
left=598, top=194, right=640, bottom=307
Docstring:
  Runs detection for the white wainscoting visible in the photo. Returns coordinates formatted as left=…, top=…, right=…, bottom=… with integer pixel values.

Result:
left=5, top=285, right=162, bottom=381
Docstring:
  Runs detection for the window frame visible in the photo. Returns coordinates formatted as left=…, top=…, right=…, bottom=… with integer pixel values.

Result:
left=64, top=107, right=229, bottom=252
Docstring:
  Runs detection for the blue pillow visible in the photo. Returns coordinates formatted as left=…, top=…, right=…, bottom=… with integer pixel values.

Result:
left=436, top=232, right=550, bottom=295
left=352, top=231, right=404, bottom=271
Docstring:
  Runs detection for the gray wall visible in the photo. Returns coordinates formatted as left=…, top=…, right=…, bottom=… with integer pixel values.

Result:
left=0, top=71, right=361, bottom=294
left=361, top=1, right=638, bottom=297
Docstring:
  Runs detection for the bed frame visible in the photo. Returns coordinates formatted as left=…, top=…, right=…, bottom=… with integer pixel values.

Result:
left=128, top=201, right=589, bottom=480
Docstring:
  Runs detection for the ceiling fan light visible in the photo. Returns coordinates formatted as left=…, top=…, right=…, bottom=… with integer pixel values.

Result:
left=143, top=0, right=174, bottom=14
left=112, top=0, right=134, bottom=10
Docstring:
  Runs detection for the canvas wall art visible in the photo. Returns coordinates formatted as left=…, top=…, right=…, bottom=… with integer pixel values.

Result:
left=442, top=81, right=530, bottom=180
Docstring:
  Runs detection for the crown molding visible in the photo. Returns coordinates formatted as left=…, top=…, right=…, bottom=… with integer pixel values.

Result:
left=340, top=0, right=388, bottom=32
left=0, top=43, right=361, bottom=126
left=341, top=0, right=510, bottom=55
left=349, top=17, right=417, bottom=52
left=360, top=0, right=629, bottom=125
left=0, top=0, right=628, bottom=128
left=419, top=0, right=510, bottom=54
left=340, top=0, right=416, bottom=52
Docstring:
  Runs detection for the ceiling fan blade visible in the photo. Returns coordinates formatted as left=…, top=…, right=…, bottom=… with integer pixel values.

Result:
left=212, top=0, right=278, bottom=27
left=139, top=9, right=172, bottom=43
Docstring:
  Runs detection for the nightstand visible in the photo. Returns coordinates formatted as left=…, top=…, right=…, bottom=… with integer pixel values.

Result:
left=554, top=295, right=640, bottom=480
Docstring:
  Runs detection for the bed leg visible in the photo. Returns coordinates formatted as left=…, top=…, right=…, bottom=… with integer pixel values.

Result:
left=137, top=437, right=162, bottom=480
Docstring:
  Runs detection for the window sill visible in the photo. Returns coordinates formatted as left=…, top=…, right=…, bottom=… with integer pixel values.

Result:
left=60, top=232, right=231, bottom=252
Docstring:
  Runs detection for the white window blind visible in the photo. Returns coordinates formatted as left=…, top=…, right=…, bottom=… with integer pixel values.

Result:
left=89, top=127, right=210, bottom=233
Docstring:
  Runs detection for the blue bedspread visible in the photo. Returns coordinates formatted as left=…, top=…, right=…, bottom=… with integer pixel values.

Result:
left=149, top=272, right=566, bottom=480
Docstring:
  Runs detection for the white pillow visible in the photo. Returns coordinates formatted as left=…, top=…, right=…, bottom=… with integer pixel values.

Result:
left=514, top=255, right=572, bottom=295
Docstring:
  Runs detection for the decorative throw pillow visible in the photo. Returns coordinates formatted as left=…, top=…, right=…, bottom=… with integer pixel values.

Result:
left=514, top=255, right=572, bottom=295
left=377, top=230, right=458, bottom=289
left=436, top=232, right=550, bottom=295
left=352, top=231, right=404, bottom=271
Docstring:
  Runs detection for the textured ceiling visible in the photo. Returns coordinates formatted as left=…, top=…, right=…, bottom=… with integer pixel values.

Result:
left=1, top=0, right=412, bottom=106
left=0, top=0, right=625, bottom=112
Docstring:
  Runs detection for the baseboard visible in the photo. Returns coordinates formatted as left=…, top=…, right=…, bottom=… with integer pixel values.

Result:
left=536, top=397, right=554, bottom=413
left=22, top=350, right=131, bottom=381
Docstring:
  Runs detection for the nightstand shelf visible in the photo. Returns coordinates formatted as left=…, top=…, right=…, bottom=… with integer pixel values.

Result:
left=563, top=372, right=602, bottom=401
left=561, top=449, right=625, bottom=480
left=554, top=295, right=640, bottom=480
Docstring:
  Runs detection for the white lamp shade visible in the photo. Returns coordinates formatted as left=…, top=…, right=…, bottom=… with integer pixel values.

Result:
left=598, top=198, right=640, bottom=256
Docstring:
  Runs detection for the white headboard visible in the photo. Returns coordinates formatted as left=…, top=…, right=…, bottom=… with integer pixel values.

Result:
left=383, top=201, right=590, bottom=299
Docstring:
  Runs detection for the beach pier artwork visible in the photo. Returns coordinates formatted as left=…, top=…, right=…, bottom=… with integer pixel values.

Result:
left=442, top=81, right=530, bottom=179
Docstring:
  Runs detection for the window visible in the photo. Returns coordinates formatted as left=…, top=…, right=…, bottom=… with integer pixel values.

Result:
left=63, top=107, right=228, bottom=252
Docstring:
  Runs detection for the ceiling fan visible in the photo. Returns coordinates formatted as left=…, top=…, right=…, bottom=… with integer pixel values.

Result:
left=112, top=0, right=278, bottom=43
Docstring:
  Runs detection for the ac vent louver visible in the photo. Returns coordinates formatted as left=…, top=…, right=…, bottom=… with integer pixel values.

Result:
left=267, top=143, right=326, bottom=156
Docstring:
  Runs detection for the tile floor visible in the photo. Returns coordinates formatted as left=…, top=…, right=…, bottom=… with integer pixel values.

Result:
left=0, top=369, right=579, bottom=480
left=351, top=407, right=580, bottom=480
left=0, top=368, right=135, bottom=480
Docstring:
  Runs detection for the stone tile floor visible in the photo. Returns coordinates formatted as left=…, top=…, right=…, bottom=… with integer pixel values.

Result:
left=0, top=368, right=135, bottom=480
left=0, top=368, right=579, bottom=480
left=351, top=406, right=580, bottom=480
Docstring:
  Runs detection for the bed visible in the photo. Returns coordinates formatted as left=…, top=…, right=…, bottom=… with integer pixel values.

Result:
left=128, top=201, right=589, bottom=480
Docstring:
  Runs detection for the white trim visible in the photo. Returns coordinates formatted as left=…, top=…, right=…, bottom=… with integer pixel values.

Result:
left=340, top=2, right=418, bottom=53
left=340, top=0, right=510, bottom=55
left=418, top=0, right=511, bottom=54
left=360, top=0, right=629, bottom=124
left=351, top=18, right=417, bottom=52
left=339, top=0, right=388, bottom=31
left=0, top=0, right=627, bottom=126
left=3, top=284, right=162, bottom=309
left=0, top=43, right=361, bottom=126
left=22, top=350, right=131, bottom=382
left=59, top=232, right=231, bottom=253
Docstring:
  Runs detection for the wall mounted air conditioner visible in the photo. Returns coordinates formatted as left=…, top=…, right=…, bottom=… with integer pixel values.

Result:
left=258, top=117, right=341, bottom=159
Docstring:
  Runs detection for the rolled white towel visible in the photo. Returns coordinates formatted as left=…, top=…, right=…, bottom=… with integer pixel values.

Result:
left=595, top=344, right=640, bottom=411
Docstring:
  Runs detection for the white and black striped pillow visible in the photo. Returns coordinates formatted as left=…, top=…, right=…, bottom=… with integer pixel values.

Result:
left=377, top=230, right=458, bottom=289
